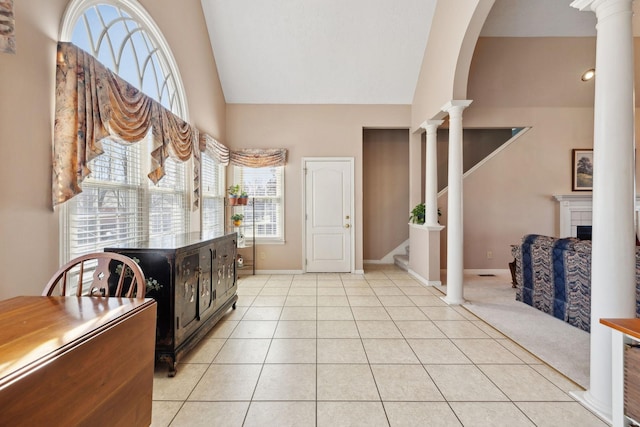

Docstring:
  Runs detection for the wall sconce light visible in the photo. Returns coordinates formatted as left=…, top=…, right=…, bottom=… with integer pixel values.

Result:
left=581, top=68, right=595, bottom=81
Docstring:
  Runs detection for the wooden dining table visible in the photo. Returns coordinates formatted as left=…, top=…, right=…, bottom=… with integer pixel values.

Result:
left=0, top=295, right=156, bottom=426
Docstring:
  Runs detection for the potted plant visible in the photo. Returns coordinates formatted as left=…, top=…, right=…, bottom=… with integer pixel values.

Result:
left=409, top=202, right=441, bottom=224
left=231, top=213, right=244, bottom=226
left=227, top=184, right=241, bottom=205
left=237, top=189, right=249, bottom=205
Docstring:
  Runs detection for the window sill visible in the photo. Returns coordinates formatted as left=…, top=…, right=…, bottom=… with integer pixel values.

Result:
left=255, top=238, right=285, bottom=245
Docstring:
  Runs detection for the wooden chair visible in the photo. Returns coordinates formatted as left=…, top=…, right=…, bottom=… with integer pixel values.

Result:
left=43, top=252, right=146, bottom=298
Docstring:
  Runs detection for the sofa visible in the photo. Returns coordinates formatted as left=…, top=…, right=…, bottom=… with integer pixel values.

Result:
left=511, top=234, right=640, bottom=332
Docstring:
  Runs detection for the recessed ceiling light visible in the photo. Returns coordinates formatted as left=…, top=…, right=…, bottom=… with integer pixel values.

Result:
left=581, top=68, right=595, bottom=81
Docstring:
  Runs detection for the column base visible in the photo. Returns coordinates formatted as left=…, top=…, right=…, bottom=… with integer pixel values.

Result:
left=570, top=390, right=611, bottom=425
left=440, top=295, right=467, bottom=306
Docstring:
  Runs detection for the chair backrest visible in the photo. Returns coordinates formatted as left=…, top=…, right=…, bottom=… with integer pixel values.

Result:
left=43, top=252, right=146, bottom=298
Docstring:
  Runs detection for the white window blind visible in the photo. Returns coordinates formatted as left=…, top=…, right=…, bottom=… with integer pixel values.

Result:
left=64, top=138, right=144, bottom=260
left=63, top=135, right=190, bottom=261
left=233, top=166, right=284, bottom=242
left=148, top=155, right=189, bottom=238
left=201, top=152, right=224, bottom=235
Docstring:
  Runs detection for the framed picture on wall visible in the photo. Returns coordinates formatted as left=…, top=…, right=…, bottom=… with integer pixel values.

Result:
left=572, top=148, right=593, bottom=191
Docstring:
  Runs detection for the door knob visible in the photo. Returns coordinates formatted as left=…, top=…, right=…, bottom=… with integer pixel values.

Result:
left=345, top=224, right=350, bottom=229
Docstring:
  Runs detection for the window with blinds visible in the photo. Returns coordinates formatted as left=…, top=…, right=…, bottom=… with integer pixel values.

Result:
left=201, top=152, right=224, bottom=235
left=61, top=1, right=190, bottom=263
left=63, top=138, right=143, bottom=259
left=148, top=155, right=189, bottom=238
left=233, top=166, right=284, bottom=242
left=62, top=136, right=189, bottom=260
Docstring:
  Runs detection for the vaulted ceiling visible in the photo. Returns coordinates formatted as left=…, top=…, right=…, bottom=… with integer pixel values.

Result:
left=200, top=0, right=599, bottom=105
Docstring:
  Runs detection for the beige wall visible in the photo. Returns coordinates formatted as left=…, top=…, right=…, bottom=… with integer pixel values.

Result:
left=0, top=0, right=225, bottom=299
left=434, top=37, right=639, bottom=269
left=412, top=0, right=493, bottom=128
left=439, top=107, right=596, bottom=269
left=470, top=38, right=597, bottom=108
left=141, top=2, right=226, bottom=140
left=3, top=2, right=638, bottom=297
left=225, top=104, right=411, bottom=271
left=363, top=129, right=410, bottom=261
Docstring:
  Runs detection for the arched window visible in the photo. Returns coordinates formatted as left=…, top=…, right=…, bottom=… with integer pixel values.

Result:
left=59, top=0, right=191, bottom=261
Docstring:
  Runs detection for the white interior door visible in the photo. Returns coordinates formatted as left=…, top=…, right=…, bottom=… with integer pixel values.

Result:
left=304, top=158, right=353, bottom=273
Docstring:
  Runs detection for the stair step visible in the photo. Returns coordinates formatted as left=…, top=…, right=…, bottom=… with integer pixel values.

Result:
left=393, top=254, right=409, bottom=271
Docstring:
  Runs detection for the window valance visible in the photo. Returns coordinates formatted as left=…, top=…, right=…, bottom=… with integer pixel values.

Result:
left=0, top=0, right=15, bottom=54
left=200, top=133, right=230, bottom=166
left=53, top=42, right=199, bottom=207
left=230, top=148, right=288, bottom=168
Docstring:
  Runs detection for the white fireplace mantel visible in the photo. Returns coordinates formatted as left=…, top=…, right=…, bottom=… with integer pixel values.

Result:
left=554, top=194, right=640, bottom=238
left=553, top=194, right=592, bottom=237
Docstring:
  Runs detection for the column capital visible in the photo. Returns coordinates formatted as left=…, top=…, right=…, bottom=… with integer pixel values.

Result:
left=571, top=0, right=597, bottom=10
left=441, top=100, right=473, bottom=116
left=419, top=120, right=444, bottom=135
left=572, top=0, right=633, bottom=18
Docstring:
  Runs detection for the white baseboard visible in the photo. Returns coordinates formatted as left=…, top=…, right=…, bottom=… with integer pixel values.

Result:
left=407, top=269, right=441, bottom=287
left=248, top=268, right=510, bottom=277
left=253, top=269, right=365, bottom=275
left=254, top=270, right=304, bottom=275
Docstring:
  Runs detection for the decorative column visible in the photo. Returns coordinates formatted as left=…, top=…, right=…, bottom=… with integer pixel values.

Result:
left=409, top=130, right=423, bottom=211
left=571, top=0, right=636, bottom=420
left=422, top=120, right=444, bottom=226
left=442, top=100, right=472, bottom=305
left=409, top=120, right=446, bottom=286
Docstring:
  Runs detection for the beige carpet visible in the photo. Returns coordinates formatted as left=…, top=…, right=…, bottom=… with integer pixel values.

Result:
left=434, top=271, right=590, bottom=389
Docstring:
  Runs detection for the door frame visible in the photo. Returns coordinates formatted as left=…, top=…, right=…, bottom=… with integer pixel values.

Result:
left=302, top=157, right=355, bottom=274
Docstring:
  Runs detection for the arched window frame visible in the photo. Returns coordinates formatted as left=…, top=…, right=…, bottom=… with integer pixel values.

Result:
left=58, top=0, right=194, bottom=263
left=60, top=0, right=189, bottom=119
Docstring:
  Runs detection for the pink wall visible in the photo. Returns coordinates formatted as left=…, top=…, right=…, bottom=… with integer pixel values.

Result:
left=412, top=0, right=493, bottom=129
left=363, top=129, right=410, bottom=261
left=440, top=107, right=597, bottom=269
left=225, top=104, right=411, bottom=271
left=142, top=1, right=226, bottom=141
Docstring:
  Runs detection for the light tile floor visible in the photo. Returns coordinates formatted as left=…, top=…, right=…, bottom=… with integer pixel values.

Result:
left=151, top=265, right=607, bottom=427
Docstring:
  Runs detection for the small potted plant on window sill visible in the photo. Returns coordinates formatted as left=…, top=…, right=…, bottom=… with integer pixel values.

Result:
left=231, top=213, right=244, bottom=227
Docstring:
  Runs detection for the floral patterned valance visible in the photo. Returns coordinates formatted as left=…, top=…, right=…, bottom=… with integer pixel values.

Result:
left=200, top=133, right=230, bottom=166
left=53, top=42, right=198, bottom=207
left=0, top=0, right=15, bottom=54
left=230, top=148, right=287, bottom=168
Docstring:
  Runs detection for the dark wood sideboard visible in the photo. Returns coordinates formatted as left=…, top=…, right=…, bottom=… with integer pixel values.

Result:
left=106, top=232, right=238, bottom=376
left=0, top=296, right=157, bottom=426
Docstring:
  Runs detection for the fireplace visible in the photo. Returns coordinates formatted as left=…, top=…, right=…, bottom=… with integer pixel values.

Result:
left=554, top=194, right=640, bottom=238
left=553, top=195, right=593, bottom=238
left=576, top=225, right=592, bottom=240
